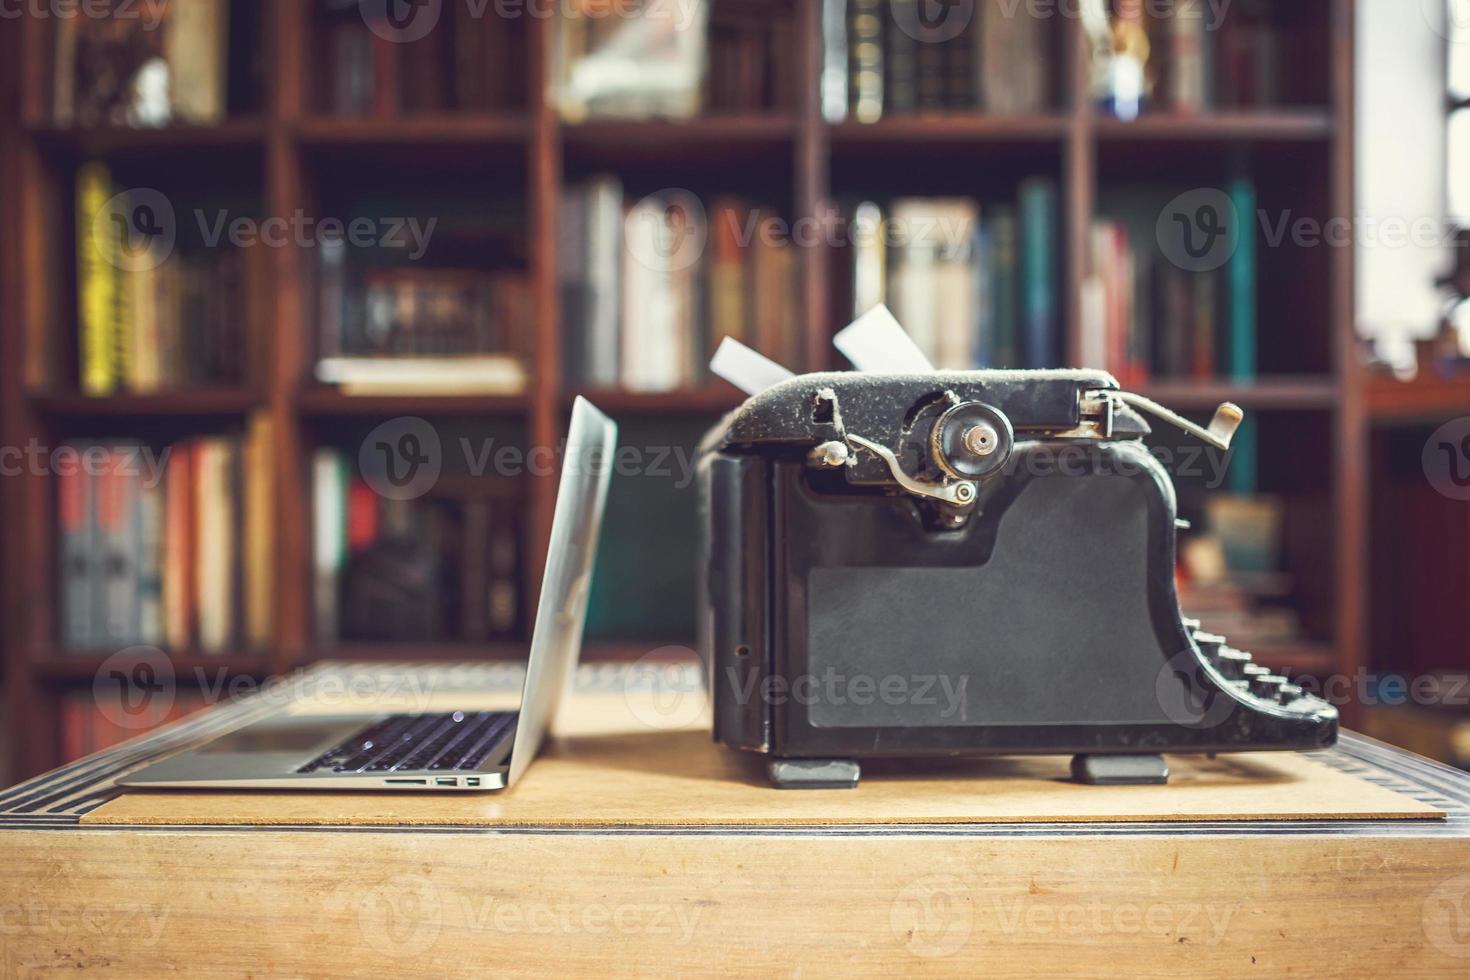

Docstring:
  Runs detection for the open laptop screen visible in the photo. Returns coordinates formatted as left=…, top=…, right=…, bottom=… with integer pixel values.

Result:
left=506, top=397, right=618, bottom=785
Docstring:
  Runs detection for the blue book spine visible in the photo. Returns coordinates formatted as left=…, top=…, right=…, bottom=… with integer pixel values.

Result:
left=1019, top=178, right=1058, bottom=368
left=1228, top=177, right=1256, bottom=383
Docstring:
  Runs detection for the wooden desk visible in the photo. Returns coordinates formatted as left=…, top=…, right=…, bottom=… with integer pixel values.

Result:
left=3, top=662, right=1470, bottom=977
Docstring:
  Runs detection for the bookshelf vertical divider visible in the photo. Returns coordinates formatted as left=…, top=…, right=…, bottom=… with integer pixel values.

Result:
left=0, top=1, right=1368, bottom=780
left=527, top=10, right=562, bottom=600
left=266, top=0, right=309, bottom=677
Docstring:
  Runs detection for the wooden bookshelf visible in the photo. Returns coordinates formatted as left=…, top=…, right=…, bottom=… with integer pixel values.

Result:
left=0, top=0, right=1367, bottom=779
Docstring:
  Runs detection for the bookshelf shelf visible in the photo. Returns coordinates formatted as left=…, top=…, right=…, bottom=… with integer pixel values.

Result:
left=26, top=118, right=270, bottom=156
left=828, top=115, right=1070, bottom=146
left=297, top=388, right=529, bottom=418
left=1363, top=374, right=1470, bottom=424
left=28, top=389, right=261, bottom=420
left=32, top=651, right=272, bottom=683
left=1092, top=111, right=1334, bottom=142
left=561, top=115, right=799, bottom=167
left=1136, top=377, right=1339, bottom=411
left=293, top=114, right=531, bottom=147
left=305, top=643, right=529, bottom=666
left=563, top=387, right=745, bottom=414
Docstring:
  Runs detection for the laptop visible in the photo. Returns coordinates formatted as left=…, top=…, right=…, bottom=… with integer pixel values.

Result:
left=121, top=398, right=617, bottom=792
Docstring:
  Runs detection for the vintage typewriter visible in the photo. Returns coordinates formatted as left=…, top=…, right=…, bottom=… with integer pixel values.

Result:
left=698, top=312, right=1338, bottom=789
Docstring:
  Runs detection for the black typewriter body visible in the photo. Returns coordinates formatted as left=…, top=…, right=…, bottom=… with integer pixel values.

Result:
left=698, top=369, right=1338, bottom=788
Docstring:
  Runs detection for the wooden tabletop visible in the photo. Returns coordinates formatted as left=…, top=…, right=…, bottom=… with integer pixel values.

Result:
left=4, top=661, right=1470, bottom=977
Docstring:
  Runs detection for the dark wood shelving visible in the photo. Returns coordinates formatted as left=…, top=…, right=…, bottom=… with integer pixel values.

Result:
left=294, top=113, right=531, bottom=147
left=828, top=114, right=1070, bottom=145
left=1137, top=376, right=1339, bottom=411
left=26, top=117, right=269, bottom=155
left=28, top=389, right=261, bottom=420
left=32, top=650, right=272, bottom=682
left=1093, top=110, right=1334, bottom=142
left=297, top=387, right=529, bottom=418
left=1364, top=374, right=1470, bottom=424
left=561, top=114, right=798, bottom=167
left=565, top=386, right=744, bottom=414
left=306, top=643, right=529, bottom=666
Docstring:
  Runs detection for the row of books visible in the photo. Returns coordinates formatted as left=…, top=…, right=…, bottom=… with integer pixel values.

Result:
left=1091, top=0, right=1287, bottom=118
left=57, top=425, right=274, bottom=654
left=706, top=0, right=797, bottom=113
left=61, top=689, right=209, bottom=764
left=316, top=252, right=531, bottom=395
left=846, top=180, right=1060, bottom=370
left=52, top=0, right=238, bottom=127
left=312, top=449, right=523, bottom=645
left=560, top=177, right=801, bottom=389
left=318, top=0, right=527, bottom=115
left=824, top=0, right=1051, bottom=123
left=76, top=162, right=258, bottom=395
left=1083, top=181, right=1256, bottom=384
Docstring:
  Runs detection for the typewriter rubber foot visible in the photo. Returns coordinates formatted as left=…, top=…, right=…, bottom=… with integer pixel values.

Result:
left=767, top=759, right=860, bottom=789
left=1070, top=754, right=1169, bottom=786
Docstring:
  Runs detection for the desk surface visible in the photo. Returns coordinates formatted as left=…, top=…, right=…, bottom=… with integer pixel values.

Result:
left=5, top=661, right=1470, bottom=978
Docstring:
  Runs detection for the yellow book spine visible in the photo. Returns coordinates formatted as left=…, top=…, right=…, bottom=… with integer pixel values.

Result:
left=76, top=162, right=117, bottom=396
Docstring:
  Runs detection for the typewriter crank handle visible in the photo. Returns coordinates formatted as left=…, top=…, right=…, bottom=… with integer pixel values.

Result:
left=1109, top=391, right=1245, bottom=451
left=846, top=434, right=977, bottom=507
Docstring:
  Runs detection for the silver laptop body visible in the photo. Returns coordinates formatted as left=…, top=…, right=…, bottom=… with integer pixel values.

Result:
left=120, top=398, right=617, bottom=792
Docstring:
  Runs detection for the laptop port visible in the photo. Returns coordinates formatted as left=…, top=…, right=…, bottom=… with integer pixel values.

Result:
left=465, top=777, right=481, bottom=787
left=385, top=778, right=427, bottom=786
left=436, top=777, right=457, bottom=787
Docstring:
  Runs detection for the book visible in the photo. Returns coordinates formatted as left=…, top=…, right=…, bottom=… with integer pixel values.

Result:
left=194, top=438, right=237, bottom=653
left=851, top=201, right=886, bottom=319
left=1018, top=178, right=1059, bottom=368
left=981, top=0, right=1049, bottom=114
left=243, top=415, right=274, bottom=650
left=314, top=355, right=528, bottom=396
left=163, top=442, right=195, bottom=651
left=58, top=451, right=97, bottom=650
left=989, top=206, right=1020, bottom=368
left=1227, top=177, right=1257, bottom=382
left=164, top=0, right=228, bottom=125
left=77, top=163, right=117, bottom=396
left=848, top=0, right=884, bottom=123
left=820, top=0, right=849, bottom=121
left=312, top=448, right=348, bottom=648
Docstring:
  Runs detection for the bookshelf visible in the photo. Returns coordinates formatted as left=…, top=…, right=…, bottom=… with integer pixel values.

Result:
left=0, top=0, right=1378, bottom=779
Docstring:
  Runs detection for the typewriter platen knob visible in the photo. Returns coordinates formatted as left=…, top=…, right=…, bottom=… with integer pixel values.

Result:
left=932, top=402, right=1014, bottom=481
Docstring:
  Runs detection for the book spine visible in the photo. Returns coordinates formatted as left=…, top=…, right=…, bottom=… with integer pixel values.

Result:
left=244, top=415, right=274, bottom=650
left=1228, top=177, right=1257, bottom=383
left=821, top=0, right=849, bottom=121
left=488, top=507, right=520, bottom=638
left=885, top=1, right=918, bottom=115
left=77, top=163, right=117, bottom=396
left=1019, top=179, right=1058, bottom=369
left=849, top=0, right=883, bottom=123
left=990, top=206, right=1018, bottom=368
left=312, top=448, right=347, bottom=648
left=163, top=441, right=195, bottom=650
left=136, top=476, right=165, bottom=646
left=58, top=448, right=95, bottom=650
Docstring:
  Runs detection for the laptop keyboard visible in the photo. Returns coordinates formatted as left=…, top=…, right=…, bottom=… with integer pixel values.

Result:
left=295, top=711, right=516, bottom=775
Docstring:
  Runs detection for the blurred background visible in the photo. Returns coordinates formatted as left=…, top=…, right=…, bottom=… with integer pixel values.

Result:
left=1, top=0, right=1468, bottom=784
